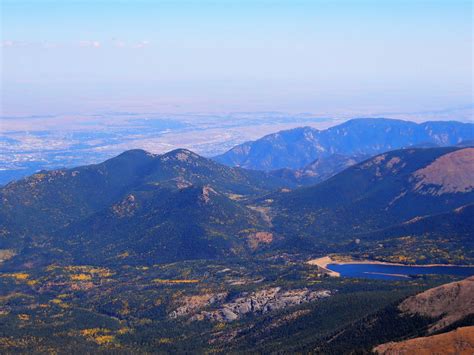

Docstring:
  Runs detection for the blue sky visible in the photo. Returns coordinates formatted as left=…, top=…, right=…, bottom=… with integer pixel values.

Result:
left=1, top=0, right=472, bottom=116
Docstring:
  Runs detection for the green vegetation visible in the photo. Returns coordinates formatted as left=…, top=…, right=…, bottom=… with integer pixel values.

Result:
left=0, top=145, right=472, bottom=352
left=0, top=254, right=463, bottom=353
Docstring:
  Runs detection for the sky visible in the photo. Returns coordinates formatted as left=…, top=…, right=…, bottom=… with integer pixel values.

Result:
left=1, top=0, right=473, bottom=117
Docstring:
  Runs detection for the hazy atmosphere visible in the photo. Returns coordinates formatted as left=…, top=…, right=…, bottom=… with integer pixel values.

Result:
left=1, top=0, right=472, bottom=182
left=2, top=0, right=472, bottom=116
left=0, top=1, right=473, bottom=353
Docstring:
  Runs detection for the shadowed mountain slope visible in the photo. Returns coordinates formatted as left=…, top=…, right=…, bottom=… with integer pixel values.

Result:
left=268, top=153, right=366, bottom=187
left=0, top=149, right=286, bottom=260
left=1, top=146, right=473, bottom=266
left=269, top=147, right=474, bottom=258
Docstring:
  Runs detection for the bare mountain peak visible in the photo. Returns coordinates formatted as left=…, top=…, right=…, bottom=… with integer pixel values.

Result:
left=412, top=147, right=474, bottom=195
left=116, top=148, right=156, bottom=159
left=161, top=148, right=201, bottom=162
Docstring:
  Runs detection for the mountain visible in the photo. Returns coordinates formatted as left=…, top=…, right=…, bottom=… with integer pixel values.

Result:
left=0, top=149, right=288, bottom=263
left=398, top=276, right=474, bottom=333
left=359, top=204, right=474, bottom=264
left=269, top=154, right=366, bottom=186
left=374, top=277, right=474, bottom=354
left=2, top=146, right=473, bottom=266
left=311, top=276, right=474, bottom=354
left=0, top=148, right=282, bottom=228
left=0, top=149, right=157, bottom=239
left=214, top=118, right=474, bottom=170
left=268, top=146, right=474, bottom=262
left=0, top=144, right=473, bottom=353
left=54, top=184, right=268, bottom=265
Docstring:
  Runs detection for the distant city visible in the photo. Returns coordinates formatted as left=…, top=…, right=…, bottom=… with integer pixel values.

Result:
left=2, top=105, right=473, bottom=185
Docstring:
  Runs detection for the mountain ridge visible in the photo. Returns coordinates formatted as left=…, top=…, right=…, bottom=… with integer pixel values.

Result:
left=214, top=118, right=474, bottom=170
left=1, top=144, right=473, bottom=267
left=268, top=146, right=474, bottom=263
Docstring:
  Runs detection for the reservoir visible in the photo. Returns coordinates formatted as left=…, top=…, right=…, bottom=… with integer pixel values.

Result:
left=327, top=263, right=474, bottom=280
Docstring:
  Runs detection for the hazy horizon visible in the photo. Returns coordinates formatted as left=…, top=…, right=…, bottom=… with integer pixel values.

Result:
left=2, top=0, right=472, bottom=118
left=1, top=0, right=473, bottom=185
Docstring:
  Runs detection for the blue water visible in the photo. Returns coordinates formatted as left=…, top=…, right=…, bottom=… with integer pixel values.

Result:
left=327, top=263, right=474, bottom=280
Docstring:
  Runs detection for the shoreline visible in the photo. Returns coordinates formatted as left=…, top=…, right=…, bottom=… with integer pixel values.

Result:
left=307, top=255, right=474, bottom=278
left=306, top=256, right=341, bottom=277
left=363, top=272, right=411, bottom=278
left=328, top=259, right=474, bottom=268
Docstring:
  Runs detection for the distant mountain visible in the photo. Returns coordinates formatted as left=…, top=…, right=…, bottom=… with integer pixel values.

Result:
left=269, top=154, right=366, bottom=186
left=214, top=118, right=474, bottom=170
left=269, top=146, right=474, bottom=262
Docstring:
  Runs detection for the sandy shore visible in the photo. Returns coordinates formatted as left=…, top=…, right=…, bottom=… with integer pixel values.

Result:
left=306, top=256, right=341, bottom=277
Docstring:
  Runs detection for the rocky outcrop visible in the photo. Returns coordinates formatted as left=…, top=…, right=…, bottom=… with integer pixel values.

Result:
left=246, top=232, right=273, bottom=250
left=374, top=326, right=474, bottom=355
left=169, top=293, right=227, bottom=319
left=399, top=276, right=474, bottom=333
left=0, top=249, right=15, bottom=263
left=192, top=287, right=331, bottom=322
left=111, top=194, right=138, bottom=217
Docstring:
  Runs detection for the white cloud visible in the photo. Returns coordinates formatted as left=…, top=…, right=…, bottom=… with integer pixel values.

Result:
left=41, top=41, right=60, bottom=49
left=113, top=39, right=126, bottom=48
left=132, top=40, right=150, bottom=49
left=79, top=40, right=101, bottom=48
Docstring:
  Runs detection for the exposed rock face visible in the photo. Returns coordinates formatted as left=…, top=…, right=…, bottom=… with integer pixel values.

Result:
left=161, top=149, right=200, bottom=163
left=169, top=293, right=227, bottom=319
left=174, top=177, right=193, bottom=189
left=246, top=232, right=273, bottom=250
left=374, top=326, right=474, bottom=355
left=360, top=153, right=407, bottom=178
left=0, top=249, right=15, bottom=263
left=111, top=194, right=138, bottom=217
left=413, top=148, right=474, bottom=195
left=192, top=287, right=331, bottom=322
left=200, top=185, right=219, bottom=204
left=399, top=276, right=474, bottom=333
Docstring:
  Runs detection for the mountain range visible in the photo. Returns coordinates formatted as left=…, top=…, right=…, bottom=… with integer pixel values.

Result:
left=1, top=139, right=473, bottom=267
left=1, top=117, right=473, bottom=353
left=214, top=118, right=474, bottom=170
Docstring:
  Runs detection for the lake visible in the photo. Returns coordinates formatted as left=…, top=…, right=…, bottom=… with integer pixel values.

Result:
left=327, top=263, right=474, bottom=280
